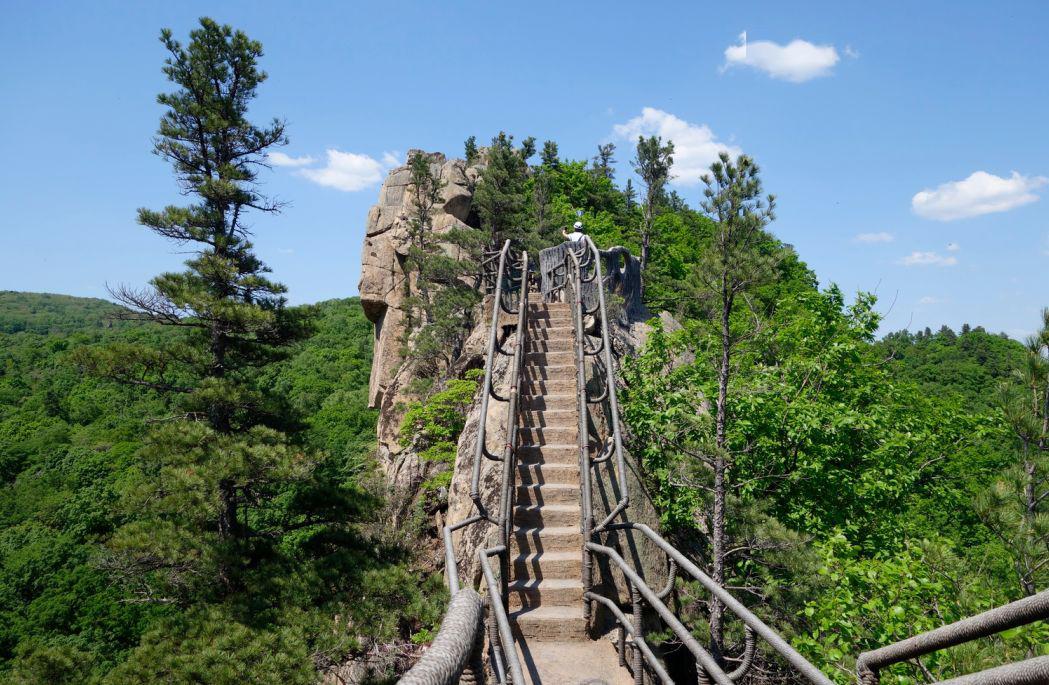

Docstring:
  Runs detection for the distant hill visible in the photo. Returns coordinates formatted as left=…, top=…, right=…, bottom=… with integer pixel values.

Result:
left=878, top=325, right=1027, bottom=409
left=0, top=291, right=132, bottom=334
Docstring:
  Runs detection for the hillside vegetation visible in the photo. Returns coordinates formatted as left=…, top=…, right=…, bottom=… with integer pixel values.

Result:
left=0, top=292, right=132, bottom=335
left=0, top=296, right=441, bottom=683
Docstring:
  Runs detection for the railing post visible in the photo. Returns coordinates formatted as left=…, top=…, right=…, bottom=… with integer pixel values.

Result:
left=631, top=581, right=644, bottom=685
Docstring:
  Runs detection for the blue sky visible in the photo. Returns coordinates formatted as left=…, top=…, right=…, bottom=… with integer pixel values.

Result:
left=2, top=1, right=1046, bottom=337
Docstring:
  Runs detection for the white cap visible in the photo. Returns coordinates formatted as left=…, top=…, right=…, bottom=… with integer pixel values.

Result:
left=573, top=221, right=583, bottom=230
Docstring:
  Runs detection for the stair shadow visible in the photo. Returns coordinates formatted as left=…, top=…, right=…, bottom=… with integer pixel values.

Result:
left=517, top=464, right=548, bottom=485
left=513, top=527, right=547, bottom=550
left=515, top=639, right=543, bottom=684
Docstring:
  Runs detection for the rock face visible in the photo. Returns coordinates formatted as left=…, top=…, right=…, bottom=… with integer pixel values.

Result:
left=358, top=150, right=484, bottom=489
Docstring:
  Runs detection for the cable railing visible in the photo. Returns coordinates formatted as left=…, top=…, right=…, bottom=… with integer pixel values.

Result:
left=409, top=240, right=529, bottom=685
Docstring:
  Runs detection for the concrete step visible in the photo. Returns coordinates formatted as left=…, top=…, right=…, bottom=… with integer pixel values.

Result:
left=529, top=321, right=573, bottom=330
left=528, top=323, right=573, bottom=333
left=508, top=578, right=584, bottom=611
left=520, top=409, right=577, bottom=428
left=513, top=640, right=635, bottom=685
left=522, top=394, right=577, bottom=411
left=523, top=366, right=577, bottom=383
left=517, top=444, right=577, bottom=465
left=512, top=550, right=582, bottom=579
left=515, top=483, right=580, bottom=507
left=511, top=605, right=587, bottom=641
left=517, top=462, right=579, bottom=485
left=515, top=504, right=579, bottom=528
left=521, top=379, right=577, bottom=395
left=526, top=323, right=574, bottom=334
left=519, top=426, right=578, bottom=445
left=525, top=338, right=575, bottom=353
left=525, top=350, right=575, bottom=366
left=513, top=526, right=583, bottom=555
left=528, top=304, right=570, bottom=314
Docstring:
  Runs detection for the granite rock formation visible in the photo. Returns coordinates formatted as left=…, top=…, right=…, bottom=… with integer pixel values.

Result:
left=358, top=150, right=484, bottom=490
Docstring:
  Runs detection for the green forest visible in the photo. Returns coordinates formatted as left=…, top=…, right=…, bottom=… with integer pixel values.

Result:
left=1, top=17, right=1046, bottom=685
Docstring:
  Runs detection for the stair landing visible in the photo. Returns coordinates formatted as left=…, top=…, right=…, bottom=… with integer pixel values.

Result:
left=515, top=640, right=634, bottom=685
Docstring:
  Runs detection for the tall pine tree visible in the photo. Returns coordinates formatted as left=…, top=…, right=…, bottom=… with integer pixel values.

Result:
left=402, top=151, right=485, bottom=375
left=694, top=152, right=777, bottom=661
left=474, top=132, right=533, bottom=249
left=77, top=18, right=321, bottom=603
left=632, top=135, right=674, bottom=295
left=977, top=309, right=1049, bottom=598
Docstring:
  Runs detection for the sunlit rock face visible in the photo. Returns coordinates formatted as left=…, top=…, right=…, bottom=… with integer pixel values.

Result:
left=358, top=150, right=483, bottom=491
left=359, top=150, right=483, bottom=411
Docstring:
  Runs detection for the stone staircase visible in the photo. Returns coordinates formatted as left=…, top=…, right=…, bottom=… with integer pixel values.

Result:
left=509, top=300, right=586, bottom=641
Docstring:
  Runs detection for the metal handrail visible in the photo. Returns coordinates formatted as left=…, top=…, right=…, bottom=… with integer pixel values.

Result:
left=480, top=546, right=526, bottom=685
left=587, top=540, right=735, bottom=685
left=560, top=236, right=834, bottom=685
left=855, top=589, right=1049, bottom=685
left=605, top=522, right=834, bottom=685
left=439, top=239, right=529, bottom=684
left=586, top=591, right=674, bottom=685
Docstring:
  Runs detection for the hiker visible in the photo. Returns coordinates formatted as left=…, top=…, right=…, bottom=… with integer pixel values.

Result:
left=562, top=220, right=585, bottom=243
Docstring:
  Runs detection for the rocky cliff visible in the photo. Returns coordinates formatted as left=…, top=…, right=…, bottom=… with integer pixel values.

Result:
left=358, top=149, right=673, bottom=615
left=358, top=150, right=484, bottom=493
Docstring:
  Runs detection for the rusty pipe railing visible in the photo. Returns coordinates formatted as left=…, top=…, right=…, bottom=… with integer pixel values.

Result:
left=606, top=522, right=834, bottom=685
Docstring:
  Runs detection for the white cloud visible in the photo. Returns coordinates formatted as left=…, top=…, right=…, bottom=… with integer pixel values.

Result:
left=843, top=45, right=860, bottom=59
left=898, top=251, right=958, bottom=267
left=381, top=151, right=402, bottom=167
left=946, top=242, right=960, bottom=252
left=722, top=32, right=840, bottom=83
left=918, top=296, right=940, bottom=305
left=297, top=149, right=400, bottom=192
left=912, top=171, right=1048, bottom=221
left=267, top=152, right=316, bottom=167
left=612, top=107, right=741, bottom=187
left=854, top=232, right=894, bottom=243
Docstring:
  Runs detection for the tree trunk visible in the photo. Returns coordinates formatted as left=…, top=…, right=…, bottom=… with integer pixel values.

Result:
left=218, top=478, right=238, bottom=539
left=709, top=282, right=733, bottom=662
left=208, top=324, right=231, bottom=433
left=639, top=202, right=653, bottom=299
left=1021, top=448, right=1037, bottom=598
